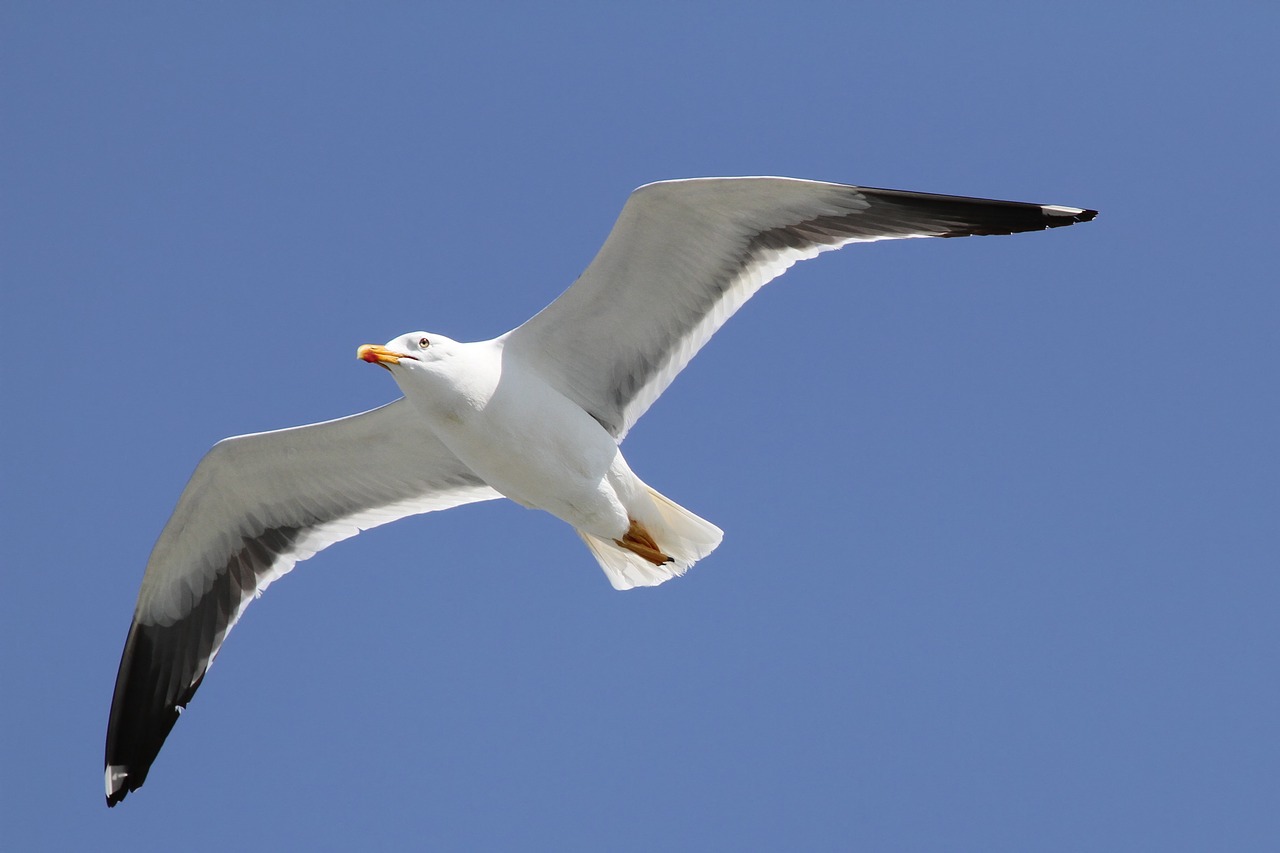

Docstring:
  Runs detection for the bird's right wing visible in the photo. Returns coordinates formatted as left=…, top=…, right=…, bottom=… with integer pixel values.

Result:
left=505, top=177, right=1096, bottom=440
left=105, top=399, right=501, bottom=806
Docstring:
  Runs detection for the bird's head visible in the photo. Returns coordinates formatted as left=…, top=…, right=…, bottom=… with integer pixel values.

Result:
left=356, top=332, right=459, bottom=373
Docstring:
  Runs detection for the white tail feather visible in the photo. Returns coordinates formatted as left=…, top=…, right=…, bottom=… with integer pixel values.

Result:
left=577, top=486, right=724, bottom=590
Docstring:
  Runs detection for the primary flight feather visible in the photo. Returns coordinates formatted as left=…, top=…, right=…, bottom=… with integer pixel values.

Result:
left=106, top=177, right=1096, bottom=805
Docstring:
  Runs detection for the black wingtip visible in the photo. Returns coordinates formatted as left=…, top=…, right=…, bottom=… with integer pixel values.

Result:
left=1041, top=204, right=1098, bottom=226
left=105, top=760, right=134, bottom=807
left=853, top=187, right=1098, bottom=239
left=106, top=619, right=206, bottom=808
left=106, top=786, right=127, bottom=808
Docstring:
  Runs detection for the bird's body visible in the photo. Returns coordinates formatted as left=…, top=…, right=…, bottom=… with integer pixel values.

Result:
left=105, top=176, right=1096, bottom=805
left=403, top=335, right=627, bottom=530
left=367, top=332, right=720, bottom=581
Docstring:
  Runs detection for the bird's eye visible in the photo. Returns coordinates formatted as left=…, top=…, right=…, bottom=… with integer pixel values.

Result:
left=418, top=337, right=430, bottom=348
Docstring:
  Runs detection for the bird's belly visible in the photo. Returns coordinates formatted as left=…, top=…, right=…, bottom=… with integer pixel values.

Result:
left=425, top=389, right=633, bottom=536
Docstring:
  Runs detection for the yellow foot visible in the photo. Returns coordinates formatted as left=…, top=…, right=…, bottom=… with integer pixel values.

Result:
left=615, top=518, right=673, bottom=566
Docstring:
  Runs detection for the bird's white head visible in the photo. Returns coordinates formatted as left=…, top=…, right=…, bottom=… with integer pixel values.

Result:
left=356, top=331, right=460, bottom=373
left=357, top=331, right=497, bottom=418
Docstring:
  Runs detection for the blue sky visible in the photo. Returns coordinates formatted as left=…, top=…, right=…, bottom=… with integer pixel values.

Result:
left=3, top=3, right=1277, bottom=850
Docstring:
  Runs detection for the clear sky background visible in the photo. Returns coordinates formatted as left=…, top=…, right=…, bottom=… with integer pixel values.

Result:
left=3, top=3, right=1277, bottom=851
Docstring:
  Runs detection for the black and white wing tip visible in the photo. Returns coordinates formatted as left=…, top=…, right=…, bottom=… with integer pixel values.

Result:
left=848, top=185, right=1098, bottom=238
left=106, top=619, right=206, bottom=806
left=1040, top=203, right=1098, bottom=225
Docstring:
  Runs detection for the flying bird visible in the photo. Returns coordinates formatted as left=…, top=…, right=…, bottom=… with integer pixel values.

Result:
left=105, top=177, right=1096, bottom=805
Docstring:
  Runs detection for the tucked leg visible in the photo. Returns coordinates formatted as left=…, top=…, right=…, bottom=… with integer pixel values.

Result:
left=615, top=518, right=673, bottom=566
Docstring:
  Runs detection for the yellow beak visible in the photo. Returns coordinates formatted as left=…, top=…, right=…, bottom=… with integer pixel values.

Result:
left=357, top=344, right=412, bottom=367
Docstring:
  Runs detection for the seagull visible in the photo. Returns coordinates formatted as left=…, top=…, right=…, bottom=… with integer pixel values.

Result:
left=105, top=176, right=1095, bottom=805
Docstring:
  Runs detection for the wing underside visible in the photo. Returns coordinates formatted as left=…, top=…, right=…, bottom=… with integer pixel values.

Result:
left=506, top=177, right=1096, bottom=440
left=105, top=400, right=500, bottom=805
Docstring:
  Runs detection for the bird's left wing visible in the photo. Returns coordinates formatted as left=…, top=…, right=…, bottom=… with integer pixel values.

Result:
left=504, top=177, right=1095, bottom=440
left=105, top=399, right=500, bottom=806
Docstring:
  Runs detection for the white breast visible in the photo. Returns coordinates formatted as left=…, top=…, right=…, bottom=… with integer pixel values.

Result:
left=400, top=341, right=629, bottom=531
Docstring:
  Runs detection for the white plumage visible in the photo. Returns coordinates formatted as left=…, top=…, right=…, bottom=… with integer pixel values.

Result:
left=105, top=176, right=1095, bottom=805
